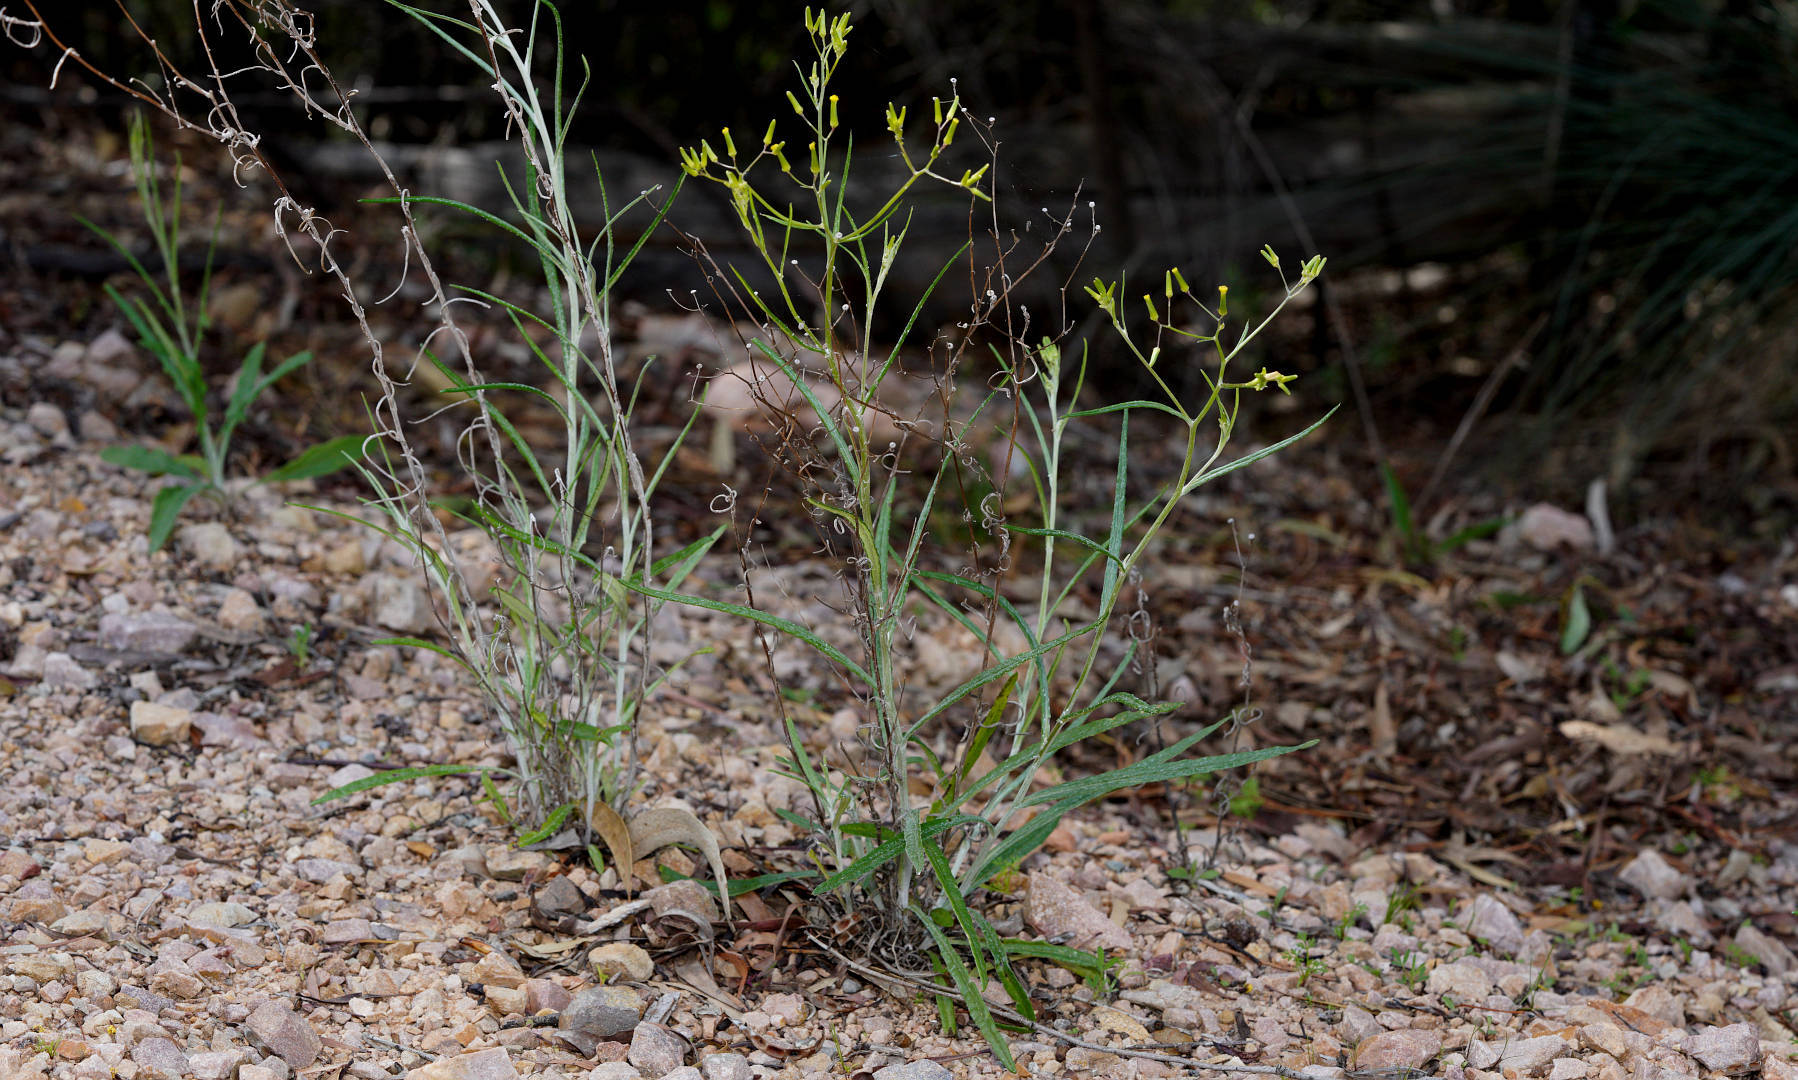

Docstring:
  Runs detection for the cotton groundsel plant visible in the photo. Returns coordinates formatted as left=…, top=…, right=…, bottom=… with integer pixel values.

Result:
left=650, top=8, right=1331, bottom=1065
left=4, top=0, right=728, bottom=892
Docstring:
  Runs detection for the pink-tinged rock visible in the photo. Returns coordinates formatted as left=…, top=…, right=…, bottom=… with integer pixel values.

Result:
left=190, top=1049, right=245, bottom=1080
left=1023, top=873, right=1132, bottom=951
left=1685, top=1023, right=1760, bottom=1074
left=470, top=949, right=528, bottom=989
left=0, top=848, right=40, bottom=880
left=320, top=918, right=374, bottom=944
left=523, top=978, right=571, bottom=1014
left=1623, top=985, right=1687, bottom=1028
left=130, top=1037, right=190, bottom=1079
left=7, top=889, right=67, bottom=923
left=245, top=999, right=321, bottom=1068
left=191, top=712, right=267, bottom=750
left=130, top=701, right=192, bottom=747
left=405, top=1047, right=520, bottom=1080
left=1353, top=1029, right=1442, bottom=1072
left=628, top=1022, right=689, bottom=1077
left=100, top=611, right=198, bottom=654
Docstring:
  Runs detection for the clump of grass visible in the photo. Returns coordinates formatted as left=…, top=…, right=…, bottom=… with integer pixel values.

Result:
left=87, top=112, right=364, bottom=551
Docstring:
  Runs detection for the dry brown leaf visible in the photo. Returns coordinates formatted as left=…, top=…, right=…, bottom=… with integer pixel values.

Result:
left=1559, top=720, right=1681, bottom=756
left=628, top=806, right=732, bottom=919
left=588, top=801, right=635, bottom=894
left=1370, top=680, right=1396, bottom=759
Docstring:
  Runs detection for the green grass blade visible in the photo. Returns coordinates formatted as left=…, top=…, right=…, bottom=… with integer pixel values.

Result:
left=147, top=483, right=205, bottom=552
left=912, top=904, right=1015, bottom=1070
left=310, top=763, right=492, bottom=805
left=261, top=435, right=367, bottom=484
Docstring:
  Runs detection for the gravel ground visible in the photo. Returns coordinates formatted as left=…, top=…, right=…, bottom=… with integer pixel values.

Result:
left=2, top=380, right=1796, bottom=1080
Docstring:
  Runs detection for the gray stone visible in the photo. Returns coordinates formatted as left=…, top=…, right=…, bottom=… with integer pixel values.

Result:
left=587, top=1065, right=643, bottom=1080
left=1426, top=959, right=1494, bottom=1001
left=245, top=999, right=322, bottom=1068
left=1731, top=923, right=1796, bottom=975
left=873, top=1063, right=955, bottom=1080
left=561, top=985, right=645, bottom=1040
left=659, top=1069, right=703, bottom=1080
left=130, top=701, right=192, bottom=747
left=1619, top=850, right=1691, bottom=900
left=40, top=652, right=97, bottom=690
left=216, top=587, right=266, bottom=633
left=99, top=610, right=198, bottom=654
left=405, top=1047, right=520, bottom=1080
left=627, top=1022, right=688, bottom=1077
left=1353, top=1029, right=1443, bottom=1072
left=188, top=901, right=257, bottom=928
left=292, top=858, right=362, bottom=883
left=26, top=401, right=70, bottom=441
left=371, top=573, right=435, bottom=633
left=1023, top=873, right=1131, bottom=951
left=87, top=326, right=137, bottom=367
left=700, top=1053, right=752, bottom=1080
left=1339, top=1004, right=1382, bottom=1048
left=532, top=875, right=588, bottom=920
left=192, top=712, right=267, bottom=750
left=1686, top=1023, right=1760, bottom=1074
left=130, top=1037, right=191, bottom=1080
left=180, top=523, right=240, bottom=571
left=1547, top=1059, right=1588, bottom=1080
left=1494, top=1035, right=1571, bottom=1073
left=644, top=879, right=719, bottom=924
left=1464, top=893, right=1526, bottom=955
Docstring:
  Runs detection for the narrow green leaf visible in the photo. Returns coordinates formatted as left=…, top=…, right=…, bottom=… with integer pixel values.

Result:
left=515, top=801, right=579, bottom=846
left=629, top=580, right=873, bottom=685
left=370, top=636, right=474, bottom=674
left=1561, top=583, right=1592, bottom=655
left=1099, top=410, right=1130, bottom=614
left=921, top=836, right=987, bottom=984
left=102, top=445, right=203, bottom=479
left=1183, top=407, right=1335, bottom=494
left=147, top=483, right=205, bottom=552
left=1381, top=462, right=1417, bottom=551
left=913, top=904, right=1015, bottom=1070
left=262, top=435, right=367, bottom=484
left=817, top=815, right=980, bottom=895
left=310, top=763, right=491, bottom=805
left=222, top=340, right=269, bottom=439
left=657, top=865, right=819, bottom=896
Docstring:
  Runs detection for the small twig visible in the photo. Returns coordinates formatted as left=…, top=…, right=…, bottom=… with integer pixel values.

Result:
left=365, top=1034, right=436, bottom=1061
left=805, top=928, right=1353, bottom=1076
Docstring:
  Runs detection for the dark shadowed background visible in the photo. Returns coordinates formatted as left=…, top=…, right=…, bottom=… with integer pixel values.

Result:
left=3, top=0, right=1795, bottom=535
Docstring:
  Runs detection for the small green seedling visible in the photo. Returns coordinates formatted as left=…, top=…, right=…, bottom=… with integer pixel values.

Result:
left=88, top=113, right=363, bottom=552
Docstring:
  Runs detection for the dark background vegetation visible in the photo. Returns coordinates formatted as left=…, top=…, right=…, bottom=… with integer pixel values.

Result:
left=4, top=0, right=1796, bottom=536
